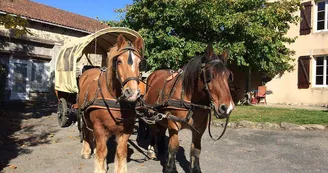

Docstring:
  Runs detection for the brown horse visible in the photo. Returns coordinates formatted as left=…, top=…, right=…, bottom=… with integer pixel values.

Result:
left=78, top=34, right=144, bottom=173
left=143, top=44, right=234, bottom=173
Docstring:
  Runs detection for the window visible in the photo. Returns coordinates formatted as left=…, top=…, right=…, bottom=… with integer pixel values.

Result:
left=316, top=0, right=328, bottom=31
left=313, top=56, right=328, bottom=87
left=30, top=60, right=49, bottom=91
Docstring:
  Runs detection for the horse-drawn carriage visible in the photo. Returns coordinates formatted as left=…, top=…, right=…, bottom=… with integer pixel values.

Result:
left=54, top=27, right=145, bottom=128
left=54, top=27, right=234, bottom=173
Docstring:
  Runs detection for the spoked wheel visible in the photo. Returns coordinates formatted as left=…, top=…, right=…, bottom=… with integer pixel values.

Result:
left=57, top=98, right=69, bottom=127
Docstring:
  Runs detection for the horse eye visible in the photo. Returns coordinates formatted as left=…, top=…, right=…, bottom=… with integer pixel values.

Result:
left=117, top=60, right=122, bottom=65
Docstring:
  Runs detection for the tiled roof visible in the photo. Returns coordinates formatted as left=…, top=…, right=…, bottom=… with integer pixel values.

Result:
left=0, top=0, right=108, bottom=33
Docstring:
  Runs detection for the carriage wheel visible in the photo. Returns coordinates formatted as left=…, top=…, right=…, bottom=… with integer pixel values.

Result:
left=57, top=98, right=69, bottom=127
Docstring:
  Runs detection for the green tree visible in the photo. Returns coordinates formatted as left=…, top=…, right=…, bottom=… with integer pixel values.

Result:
left=116, top=0, right=300, bottom=77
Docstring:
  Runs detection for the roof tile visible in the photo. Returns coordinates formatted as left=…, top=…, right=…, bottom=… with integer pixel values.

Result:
left=0, top=0, right=108, bottom=32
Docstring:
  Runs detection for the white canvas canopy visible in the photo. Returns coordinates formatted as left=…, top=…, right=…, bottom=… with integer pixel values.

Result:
left=55, top=27, right=144, bottom=93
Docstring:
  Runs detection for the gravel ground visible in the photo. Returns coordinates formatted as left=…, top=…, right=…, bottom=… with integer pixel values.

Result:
left=1, top=109, right=328, bottom=173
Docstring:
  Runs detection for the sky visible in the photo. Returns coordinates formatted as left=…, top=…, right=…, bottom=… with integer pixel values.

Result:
left=32, top=0, right=133, bottom=21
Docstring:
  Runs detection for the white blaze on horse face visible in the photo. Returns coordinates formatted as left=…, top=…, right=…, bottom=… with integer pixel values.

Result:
left=226, top=101, right=234, bottom=114
left=131, top=52, right=137, bottom=72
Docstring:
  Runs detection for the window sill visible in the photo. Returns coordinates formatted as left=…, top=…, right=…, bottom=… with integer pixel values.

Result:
left=311, top=86, right=328, bottom=90
left=312, top=30, right=328, bottom=34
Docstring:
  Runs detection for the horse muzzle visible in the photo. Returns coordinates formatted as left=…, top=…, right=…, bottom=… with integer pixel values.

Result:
left=214, top=102, right=234, bottom=119
left=121, top=88, right=141, bottom=102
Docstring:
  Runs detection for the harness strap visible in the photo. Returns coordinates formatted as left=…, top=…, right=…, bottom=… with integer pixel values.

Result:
left=89, top=99, right=143, bottom=110
left=98, top=72, right=122, bottom=125
left=166, top=111, right=199, bottom=134
left=121, top=77, right=140, bottom=87
left=102, top=67, right=117, bottom=100
left=164, top=99, right=211, bottom=110
left=168, top=73, right=181, bottom=100
left=157, top=77, right=169, bottom=104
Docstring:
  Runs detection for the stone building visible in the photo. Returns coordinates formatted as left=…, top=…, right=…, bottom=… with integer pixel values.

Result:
left=0, top=0, right=107, bottom=100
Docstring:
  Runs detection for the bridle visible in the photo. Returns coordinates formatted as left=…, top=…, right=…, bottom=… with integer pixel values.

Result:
left=199, top=58, right=231, bottom=141
left=112, top=42, right=142, bottom=90
left=200, top=58, right=229, bottom=119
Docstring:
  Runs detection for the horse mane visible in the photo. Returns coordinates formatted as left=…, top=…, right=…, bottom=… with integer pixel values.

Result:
left=183, top=54, right=227, bottom=95
left=183, top=56, right=203, bottom=95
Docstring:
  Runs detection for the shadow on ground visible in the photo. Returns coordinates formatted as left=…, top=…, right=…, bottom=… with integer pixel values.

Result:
left=135, top=122, right=191, bottom=173
left=0, top=101, right=57, bottom=171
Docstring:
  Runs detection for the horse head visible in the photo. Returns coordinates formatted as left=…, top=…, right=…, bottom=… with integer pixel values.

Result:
left=201, top=44, right=234, bottom=118
left=107, top=34, right=144, bottom=102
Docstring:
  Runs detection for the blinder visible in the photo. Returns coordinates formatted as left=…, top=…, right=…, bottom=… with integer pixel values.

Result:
left=139, top=59, right=147, bottom=71
left=203, top=69, right=213, bottom=83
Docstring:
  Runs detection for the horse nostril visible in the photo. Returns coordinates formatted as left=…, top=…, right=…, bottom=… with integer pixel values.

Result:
left=123, top=88, right=132, bottom=97
left=219, top=104, right=227, bottom=113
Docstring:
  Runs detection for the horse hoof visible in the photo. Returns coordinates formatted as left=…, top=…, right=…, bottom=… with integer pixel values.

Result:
left=147, top=151, right=157, bottom=160
left=94, top=170, right=106, bottom=173
left=81, top=154, right=92, bottom=159
left=164, top=169, right=178, bottom=173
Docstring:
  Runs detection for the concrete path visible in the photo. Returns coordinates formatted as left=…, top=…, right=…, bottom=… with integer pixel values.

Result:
left=1, top=112, right=328, bottom=173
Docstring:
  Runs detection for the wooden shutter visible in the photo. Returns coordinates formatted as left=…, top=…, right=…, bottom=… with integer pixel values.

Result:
left=300, top=1, right=312, bottom=35
left=298, top=56, right=311, bottom=89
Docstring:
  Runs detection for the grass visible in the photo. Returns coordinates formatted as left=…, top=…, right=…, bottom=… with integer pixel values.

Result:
left=219, top=105, right=328, bottom=125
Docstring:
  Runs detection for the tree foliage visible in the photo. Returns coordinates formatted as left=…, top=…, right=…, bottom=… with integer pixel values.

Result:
left=0, top=14, right=30, bottom=37
left=115, top=0, right=300, bottom=76
left=0, top=0, right=30, bottom=37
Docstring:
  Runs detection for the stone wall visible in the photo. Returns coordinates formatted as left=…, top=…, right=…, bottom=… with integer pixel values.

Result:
left=0, top=21, right=91, bottom=101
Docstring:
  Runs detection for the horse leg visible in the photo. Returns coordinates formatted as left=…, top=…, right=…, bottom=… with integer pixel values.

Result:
left=81, top=123, right=94, bottom=159
left=147, top=124, right=157, bottom=159
left=190, top=124, right=207, bottom=173
left=93, top=126, right=108, bottom=173
left=81, top=130, right=94, bottom=159
left=165, top=128, right=179, bottom=173
left=114, top=133, right=130, bottom=173
left=147, top=124, right=167, bottom=159
left=157, top=125, right=167, bottom=155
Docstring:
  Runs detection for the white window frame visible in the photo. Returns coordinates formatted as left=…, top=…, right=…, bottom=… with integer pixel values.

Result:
left=313, top=56, right=328, bottom=87
left=315, top=0, right=328, bottom=32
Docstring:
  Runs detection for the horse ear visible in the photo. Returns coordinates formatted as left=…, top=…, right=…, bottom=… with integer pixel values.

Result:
left=133, top=37, right=144, bottom=53
left=117, top=34, right=126, bottom=49
left=220, top=50, right=229, bottom=64
left=205, top=43, right=214, bottom=60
